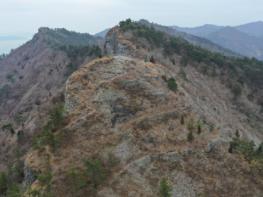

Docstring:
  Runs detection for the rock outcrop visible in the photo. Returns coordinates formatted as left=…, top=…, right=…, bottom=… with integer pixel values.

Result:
left=24, top=56, right=263, bottom=196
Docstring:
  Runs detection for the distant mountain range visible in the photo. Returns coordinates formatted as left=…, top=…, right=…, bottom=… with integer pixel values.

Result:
left=173, top=21, right=263, bottom=60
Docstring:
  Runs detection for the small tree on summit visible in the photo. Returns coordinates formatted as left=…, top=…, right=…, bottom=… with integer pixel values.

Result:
left=119, top=19, right=133, bottom=31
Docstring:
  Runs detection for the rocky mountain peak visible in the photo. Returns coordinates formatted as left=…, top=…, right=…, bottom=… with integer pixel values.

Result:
left=0, top=20, right=263, bottom=197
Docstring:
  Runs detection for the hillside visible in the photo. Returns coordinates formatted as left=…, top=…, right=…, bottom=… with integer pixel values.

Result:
left=0, top=27, right=102, bottom=170
left=136, top=20, right=238, bottom=57
left=0, top=20, right=263, bottom=197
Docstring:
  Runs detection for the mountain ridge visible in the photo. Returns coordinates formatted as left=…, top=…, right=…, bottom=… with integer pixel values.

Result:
left=0, top=20, right=263, bottom=196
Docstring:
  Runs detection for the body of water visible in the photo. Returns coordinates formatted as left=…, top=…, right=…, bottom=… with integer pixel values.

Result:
left=0, top=35, right=32, bottom=54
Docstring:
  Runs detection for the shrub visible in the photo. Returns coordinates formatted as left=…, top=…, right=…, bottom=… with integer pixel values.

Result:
left=167, top=78, right=178, bottom=92
left=66, top=168, right=87, bottom=194
left=180, top=56, right=188, bottom=66
left=231, top=82, right=242, bottom=99
left=85, top=159, right=106, bottom=189
left=229, top=138, right=263, bottom=161
left=37, top=172, right=52, bottom=186
left=65, top=63, right=78, bottom=76
left=229, top=138, right=255, bottom=160
left=65, top=155, right=118, bottom=195
left=47, top=104, right=65, bottom=131
left=229, top=138, right=263, bottom=174
left=180, top=115, right=185, bottom=125
left=235, top=130, right=240, bottom=138
left=0, top=54, right=6, bottom=60
left=256, top=143, right=263, bottom=155
left=197, top=120, right=202, bottom=134
left=179, top=68, right=187, bottom=81
left=209, top=123, right=215, bottom=132
left=6, top=183, right=21, bottom=197
left=144, top=56, right=148, bottom=62
left=250, top=159, right=263, bottom=175
left=1, top=123, right=15, bottom=135
left=0, top=84, right=10, bottom=103
left=6, top=73, right=15, bottom=83
left=17, top=130, right=25, bottom=143
left=33, top=171, right=53, bottom=197
left=0, top=172, right=7, bottom=194
left=107, top=153, right=119, bottom=169
left=159, top=178, right=172, bottom=197
left=27, top=189, right=41, bottom=197
left=187, top=119, right=194, bottom=132
left=187, top=131, right=194, bottom=142
left=150, top=56, right=156, bottom=63
left=170, top=58, right=175, bottom=65
left=0, top=161, right=25, bottom=197
left=8, top=161, right=24, bottom=184
left=197, top=124, right=202, bottom=134
left=14, top=113, right=25, bottom=125
left=33, top=104, right=64, bottom=150
left=33, top=129, right=59, bottom=151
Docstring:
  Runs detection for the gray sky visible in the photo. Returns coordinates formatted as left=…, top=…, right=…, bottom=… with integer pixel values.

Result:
left=0, top=0, right=263, bottom=53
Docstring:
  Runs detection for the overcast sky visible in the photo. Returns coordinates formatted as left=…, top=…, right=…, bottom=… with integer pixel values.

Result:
left=0, top=0, right=263, bottom=53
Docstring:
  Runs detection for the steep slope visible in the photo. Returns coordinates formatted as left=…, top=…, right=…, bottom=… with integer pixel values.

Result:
left=19, top=20, right=263, bottom=197
left=0, top=28, right=102, bottom=170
